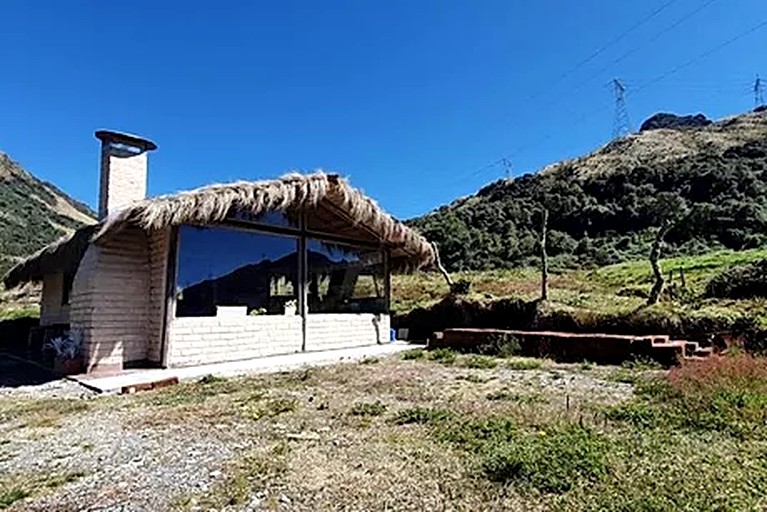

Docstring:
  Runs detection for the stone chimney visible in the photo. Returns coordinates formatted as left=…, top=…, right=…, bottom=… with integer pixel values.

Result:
left=95, top=130, right=157, bottom=219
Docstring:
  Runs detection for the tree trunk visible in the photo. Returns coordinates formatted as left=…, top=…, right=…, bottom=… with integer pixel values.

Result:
left=647, top=222, right=670, bottom=306
left=540, top=208, right=549, bottom=302
left=432, top=242, right=454, bottom=288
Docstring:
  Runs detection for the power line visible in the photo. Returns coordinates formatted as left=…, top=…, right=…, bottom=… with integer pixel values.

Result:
left=485, top=0, right=682, bottom=131
left=419, top=15, right=767, bottom=200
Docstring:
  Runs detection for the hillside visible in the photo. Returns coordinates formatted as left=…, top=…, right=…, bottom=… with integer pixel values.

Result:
left=411, top=110, right=767, bottom=271
left=0, top=153, right=95, bottom=277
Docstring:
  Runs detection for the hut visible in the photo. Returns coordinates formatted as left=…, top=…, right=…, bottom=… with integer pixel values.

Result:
left=3, top=131, right=433, bottom=374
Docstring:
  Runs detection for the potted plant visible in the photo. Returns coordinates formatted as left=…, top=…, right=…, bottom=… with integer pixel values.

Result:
left=44, top=330, right=84, bottom=375
left=283, top=299, right=297, bottom=316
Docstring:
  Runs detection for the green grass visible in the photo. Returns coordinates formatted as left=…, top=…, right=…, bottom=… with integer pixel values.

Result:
left=427, top=348, right=458, bottom=365
left=505, top=357, right=545, bottom=371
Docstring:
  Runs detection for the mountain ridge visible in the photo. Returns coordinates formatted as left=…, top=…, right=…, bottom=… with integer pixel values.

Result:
left=0, top=153, right=96, bottom=277
left=411, top=110, right=767, bottom=272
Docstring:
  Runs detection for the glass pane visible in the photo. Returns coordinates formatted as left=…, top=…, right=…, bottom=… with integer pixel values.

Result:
left=307, top=239, right=387, bottom=314
left=175, top=225, right=299, bottom=317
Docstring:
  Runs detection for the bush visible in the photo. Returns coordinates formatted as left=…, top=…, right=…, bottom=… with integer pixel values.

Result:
left=477, top=333, right=521, bottom=358
left=705, top=259, right=767, bottom=299
left=427, top=348, right=458, bottom=365
left=392, top=407, right=453, bottom=425
left=400, top=348, right=425, bottom=360
left=480, top=426, right=608, bottom=493
left=506, top=358, right=544, bottom=371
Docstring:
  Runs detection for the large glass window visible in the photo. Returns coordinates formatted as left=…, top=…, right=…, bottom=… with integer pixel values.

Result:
left=307, top=240, right=387, bottom=314
left=175, top=226, right=299, bottom=317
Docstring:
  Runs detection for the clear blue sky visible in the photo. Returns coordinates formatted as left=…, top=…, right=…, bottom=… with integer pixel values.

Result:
left=1, top=0, right=765, bottom=219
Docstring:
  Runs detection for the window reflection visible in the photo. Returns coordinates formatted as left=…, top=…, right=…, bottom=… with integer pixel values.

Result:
left=175, top=226, right=299, bottom=317
left=307, top=240, right=387, bottom=314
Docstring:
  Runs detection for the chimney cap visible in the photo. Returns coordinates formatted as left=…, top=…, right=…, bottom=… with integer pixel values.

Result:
left=95, top=130, right=157, bottom=152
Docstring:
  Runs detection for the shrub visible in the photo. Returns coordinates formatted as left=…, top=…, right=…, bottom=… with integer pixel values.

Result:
left=477, top=333, right=521, bottom=358
left=392, top=407, right=453, bottom=425
left=350, top=401, right=387, bottom=417
left=428, top=348, right=457, bottom=365
left=480, top=426, right=608, bottom=493
left=506, top=358, right=544, bottom=371
left=705, top=259, right=767, bottom=299
left=459, top=355, right=498, bottom=369
left=400, top=348, right=425, bottom=360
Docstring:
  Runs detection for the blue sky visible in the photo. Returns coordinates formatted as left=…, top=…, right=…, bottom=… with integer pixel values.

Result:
left=1, top=0, right=765, bottom=219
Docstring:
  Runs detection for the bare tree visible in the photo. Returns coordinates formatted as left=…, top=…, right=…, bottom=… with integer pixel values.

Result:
left=540, top=208, right=549, bottom=301
left=647, top=221, right=671, bottom=306
left=431, top=242, right=454, bottom=289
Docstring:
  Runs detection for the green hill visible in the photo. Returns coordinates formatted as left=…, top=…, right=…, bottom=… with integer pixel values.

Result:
left=0, top=153, right=95, bottom=277
left=411, top=110, right=767, bottom=272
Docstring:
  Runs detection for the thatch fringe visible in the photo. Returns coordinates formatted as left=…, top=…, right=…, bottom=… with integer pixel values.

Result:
left=3, top=224, right=97, bottom=289
left=4, top=172, right=434, bottom=289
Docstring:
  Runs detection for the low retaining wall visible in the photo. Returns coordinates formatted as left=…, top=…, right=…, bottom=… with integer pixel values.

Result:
left=429, top=328, right=686, bottom=366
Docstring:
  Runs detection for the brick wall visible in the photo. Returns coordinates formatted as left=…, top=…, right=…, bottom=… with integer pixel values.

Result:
left=166, top=315, right=303, bottom=367
left=99, top=149, right=148, bottom=218
left=147, top=229, right=170, bottom=364
left=40, top=273, right=69, bottom=326
left=305, top=313, right=389, bottom=351
left=70, top=226, right=150, bottom=372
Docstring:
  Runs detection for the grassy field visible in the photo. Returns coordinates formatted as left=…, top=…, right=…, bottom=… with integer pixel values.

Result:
left=392, top=248, right=767, bottom=333
left=2, top=352, right=767, bottom=510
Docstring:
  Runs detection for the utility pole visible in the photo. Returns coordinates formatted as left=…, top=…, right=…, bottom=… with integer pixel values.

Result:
left=755, top=75, right=765, bottom=108
left=612, top=78, right=632, bottom=139
left=501, top=158, right=512, bottom=180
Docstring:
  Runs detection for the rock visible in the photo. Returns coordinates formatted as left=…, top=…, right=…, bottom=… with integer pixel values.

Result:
left=639, top=112, right=712, bottom=132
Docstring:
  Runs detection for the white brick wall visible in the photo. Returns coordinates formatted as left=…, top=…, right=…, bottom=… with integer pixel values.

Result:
left=147, top=229, right=170, bottom=364
left=167, top=315, right=303, bottom=367
left=40, top=273, right=69, bottom=326
left=70, top=226, right=150, bottom=372
left=305, top=313, right=389, bottom=351
left=99, top=149, right=148, bottom=218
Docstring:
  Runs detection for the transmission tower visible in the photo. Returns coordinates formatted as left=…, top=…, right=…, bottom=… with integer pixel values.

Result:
left=755, top=75, right=765, bottom=108
left=612, top=78, right=632, bottom=139
left=500, top=158, right=512, bottom=180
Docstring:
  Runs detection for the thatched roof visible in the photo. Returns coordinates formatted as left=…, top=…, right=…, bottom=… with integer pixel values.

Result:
left=3, top=224, right=97, bottom=289
left=3, top=172, right=434, bottom=289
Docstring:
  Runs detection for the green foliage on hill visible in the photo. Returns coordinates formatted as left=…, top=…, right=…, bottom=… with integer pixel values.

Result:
left=411, top=113, right=767, bottom=272
left=0, top=153, right=95, bottom=278
left=705, top=259, right=767, bottom=300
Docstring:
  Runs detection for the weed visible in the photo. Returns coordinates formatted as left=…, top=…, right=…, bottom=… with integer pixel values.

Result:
left=427, top=348, right=457, bottom=365
left=477, top=333, right=521, bottom=358
left=486, top=390, right=545, bottom=404
left=392, top=407, right=453, bottom=425
left=506, top=358, right=543, bottom=371
left=0, top=471, right=86, bottom=509
left=249, top=397, right=298, bottom=420
left=198, top=374, right=228, bottom=385
left=579, top=361, right=594, bottom=371
left=350, top=401, right=387, bottom=417
left=480, top=426, right=608, bottom=493
left=458, top=355, right=498, bottom=369
left=400, top=348, right=425, bottom=360
left=359, top=357, right=380, bottom=365
left=458, top=373, right=494, bottom=384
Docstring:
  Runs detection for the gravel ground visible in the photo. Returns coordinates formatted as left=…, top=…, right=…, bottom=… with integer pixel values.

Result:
left=0, top=357, right=638, bottom=511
